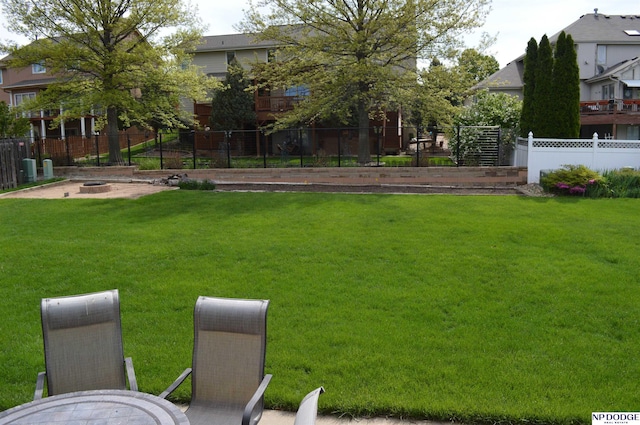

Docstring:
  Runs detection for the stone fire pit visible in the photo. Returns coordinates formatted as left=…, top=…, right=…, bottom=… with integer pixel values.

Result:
left=79, top=181, right=112, bottom=194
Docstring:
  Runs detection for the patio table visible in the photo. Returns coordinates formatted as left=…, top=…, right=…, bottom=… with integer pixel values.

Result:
left=0, top=389, right=189, bottom=424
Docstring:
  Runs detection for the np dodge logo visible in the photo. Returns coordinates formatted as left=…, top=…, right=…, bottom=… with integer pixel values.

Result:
left=593, top=413, right=640, bottom=425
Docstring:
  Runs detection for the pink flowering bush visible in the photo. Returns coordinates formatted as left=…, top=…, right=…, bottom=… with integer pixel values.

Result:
left=540, top=165, right=602, bottom=196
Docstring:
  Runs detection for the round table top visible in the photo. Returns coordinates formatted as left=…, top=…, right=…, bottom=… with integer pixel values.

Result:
left=0, top=389, right=189, bottom=425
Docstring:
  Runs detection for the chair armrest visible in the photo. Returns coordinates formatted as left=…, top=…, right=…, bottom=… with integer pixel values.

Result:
left=159, top=368, right=192, bottom=399
left=294, top=387, right=325, bottom=425
left=242, top=374, right=273, bottom=425
left=34, top=372, right=46, bottom=400
left=124, top=357, right=138, bottom=392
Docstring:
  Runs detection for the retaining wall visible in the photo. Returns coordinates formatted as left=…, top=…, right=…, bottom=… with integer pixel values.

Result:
left=53, top=166, right=528, bottom=187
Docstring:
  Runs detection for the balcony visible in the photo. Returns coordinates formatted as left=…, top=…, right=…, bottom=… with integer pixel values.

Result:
left=255, top=95, right=300, bottom=122
left=580, top=99, right=640, bottom=114
left=580, top=99, right=640, bottom=131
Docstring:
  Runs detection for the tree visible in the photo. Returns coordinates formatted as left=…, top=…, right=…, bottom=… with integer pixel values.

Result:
left=0, top=101, right=30, bottom=138
left=410, top=58, right=462, bottom=131
left=241, top=0, right=490, bottom=163
left=552, top=31, right=580, bottom=138
left=409, top=48, right=498, bottom=134
left=519, top=38, right=537, bottom=137
left=0, top=0, right=216, bottom=164
left=532, top=35, right=554, bottom=137
left=457, top=48, right=499, bottom=86
left=210, top=58, right=257, bottom=132
left=453, top=90, right=522, bottom=165
left=521, top=32, right=580, bottom=138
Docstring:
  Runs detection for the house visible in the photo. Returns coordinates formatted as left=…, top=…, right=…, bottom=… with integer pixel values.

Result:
left=0, top=55, right=99, bottom=141
left=1, top=39, right=156, bottom=162
left=190, top=32, right=407, bottom=157
left=477, top=11, right=640, bottom=139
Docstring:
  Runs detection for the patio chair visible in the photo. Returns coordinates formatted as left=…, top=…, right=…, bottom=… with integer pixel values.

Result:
left=34, top=289, right=138, bottom=400
left=294, top=387, right=325, bottom=425
left=160, top=296, right=272, bottom=425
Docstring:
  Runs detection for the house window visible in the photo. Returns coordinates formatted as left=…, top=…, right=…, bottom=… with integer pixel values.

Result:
left=226, top=51, right=236, bottom=65
left=14, top=92, right=36, bottom=106
left=602, top=83, right=615, bottom=100
left=0, top=69, right=3, bottom=85
left=285, top=85, right=310, bottom=97
left=32, top=62, right=46, bottom=74
left=596, top=45, right=606, bottom=65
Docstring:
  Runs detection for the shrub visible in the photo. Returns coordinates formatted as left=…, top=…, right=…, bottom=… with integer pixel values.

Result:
left=178, top=179, right=216, bottom=191
left=540, top=164, right=602, bottom=196
left=595, top=168, right=640, bottom=198
left=137, top=158, right=160, bottom=170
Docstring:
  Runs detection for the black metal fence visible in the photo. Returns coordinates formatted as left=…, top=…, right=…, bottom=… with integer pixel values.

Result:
left=24, top=125, right=514, bottom=170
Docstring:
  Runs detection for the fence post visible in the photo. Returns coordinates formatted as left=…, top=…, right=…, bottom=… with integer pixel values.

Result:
left=456, top=125, right=461, bottom=167
left=415, top=126, right=421, bottom=168
left=299, top=127, right=304, bottom=168
left=192, top=130, right=197, bottom=169
left=94, top=133, right=100, bottom=166
left=127, top=135, right=132, bottom=166
left=337, top=130, right=342, bottom=167
left=225, top=130, right=232, bottom=168
left=262, top=129, right=267, bottom=169
left=159, top=132, right=164, bottom=170
left=593, top=132, right=599, bottom=168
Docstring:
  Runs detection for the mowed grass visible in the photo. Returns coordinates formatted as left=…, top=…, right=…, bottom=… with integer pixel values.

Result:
left=0, top=192, right=638, bottom=425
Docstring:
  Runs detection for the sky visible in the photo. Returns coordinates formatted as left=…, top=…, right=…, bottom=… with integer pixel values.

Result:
left=0, top=0, right=636, bottom=68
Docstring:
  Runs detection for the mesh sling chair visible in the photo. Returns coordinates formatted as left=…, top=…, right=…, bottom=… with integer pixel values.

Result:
left=34, top=289, right=138, bottom=400
left=160, top=296, right=272, bottom=425
left=294, top=387, right=325, bottom=425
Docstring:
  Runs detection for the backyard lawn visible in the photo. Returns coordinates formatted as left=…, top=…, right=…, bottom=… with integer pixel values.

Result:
left=0, top=191, right=638, bottom=425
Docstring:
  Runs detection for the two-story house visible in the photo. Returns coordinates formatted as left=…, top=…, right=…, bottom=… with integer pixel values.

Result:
left=477, top=11, right=640, bottom=139
left=190, top=32, right=406, bottom=157
left=0, top=55, right=100, bottom=141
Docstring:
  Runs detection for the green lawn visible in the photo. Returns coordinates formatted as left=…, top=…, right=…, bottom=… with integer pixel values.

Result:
left=0, top=192, right=638, bottom=425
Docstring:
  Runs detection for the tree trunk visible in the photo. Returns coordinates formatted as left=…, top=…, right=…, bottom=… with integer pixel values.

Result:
left=357, top=103, right=370, bottom=164
left=107, top=106, right=123, bottom=165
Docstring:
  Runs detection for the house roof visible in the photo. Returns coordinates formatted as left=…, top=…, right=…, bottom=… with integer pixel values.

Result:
left=585, top=56, right=640, bottom=83
left=474, top=60, right=523, bottom=91
left=195, top=33, right=277, bottom=52
left=477, top=13, right=640, bottom=92
left=549, top=13, right=640, bottom=45
left=2, top=77, right=57, bottom=91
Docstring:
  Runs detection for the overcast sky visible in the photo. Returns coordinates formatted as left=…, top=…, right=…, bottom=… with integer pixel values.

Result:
left=0, top=0, right=636, bottom=68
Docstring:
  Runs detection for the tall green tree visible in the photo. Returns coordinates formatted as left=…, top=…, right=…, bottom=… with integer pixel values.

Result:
left=520, top=37, right=537, bottom=137
left=0, top=101, right=30, bottom=138
left=552, top=31, right=580, bottom=138
left=0, top=0, right=216, bottom=164
left=241, top=0, right=490, bottom=163
left=532, top=35, right=554, bottom=137
left=410, top=48, right=498, bottom=132
left=457, top=48, right=499, bottom=87
left=210, top=58, right=257, bottom=132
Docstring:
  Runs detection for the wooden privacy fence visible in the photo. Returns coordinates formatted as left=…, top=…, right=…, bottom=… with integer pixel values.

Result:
left=0, top=139, right=29, bottom=190
left=34, top=132, right=154, bottom=165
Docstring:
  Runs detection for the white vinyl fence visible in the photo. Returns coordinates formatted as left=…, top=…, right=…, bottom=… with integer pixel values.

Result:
left=515, top=132, right=640, bottom=183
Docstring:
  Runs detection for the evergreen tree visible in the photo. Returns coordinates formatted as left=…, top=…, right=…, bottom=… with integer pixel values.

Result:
left=552, top=32, right=580, bottom=138
left=520, top=38, right=537, bottom=137
left=210, top=58, right=256, bottom=131
left=533, top=35, right=554, bottom=137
